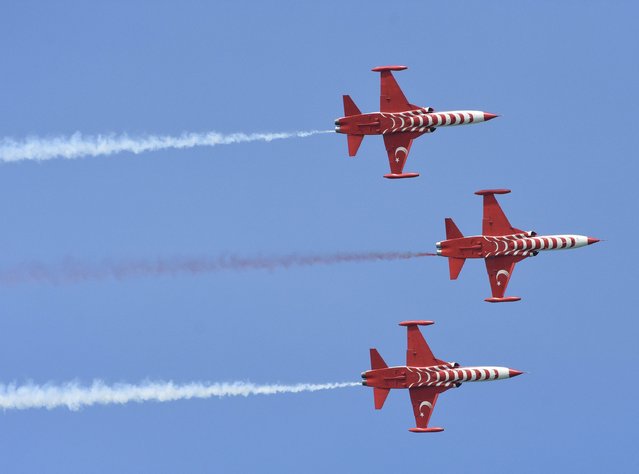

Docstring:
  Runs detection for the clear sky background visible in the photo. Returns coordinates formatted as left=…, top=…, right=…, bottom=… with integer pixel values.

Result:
left=0, top=1, right=637, bottom=472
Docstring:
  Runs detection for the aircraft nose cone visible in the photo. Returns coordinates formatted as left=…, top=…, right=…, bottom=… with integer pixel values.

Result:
left=483, top=112, right=499, bottom=121
left=508, top=369, right=523, bottom=378
left=587, top=237, right=600, bottom=245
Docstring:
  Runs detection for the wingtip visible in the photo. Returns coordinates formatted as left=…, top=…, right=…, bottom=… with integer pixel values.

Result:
left=474, top=189, right=511, bottom=196
left=372, top=65, right=408, bottom=72
left=399, top=320, right=435, bottom=327
left=485, top=296, right=522, bottom=303
left=409, top=427, right=444, bottom=433
left=383, top=172, right=420, bottom=179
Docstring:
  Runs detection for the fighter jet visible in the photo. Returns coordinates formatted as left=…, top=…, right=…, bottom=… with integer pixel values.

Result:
left=436, top=189, right=600, bottom=302
left=362, top=320, right=522, bottom=432
left=334, top=65, right=498, bottom=179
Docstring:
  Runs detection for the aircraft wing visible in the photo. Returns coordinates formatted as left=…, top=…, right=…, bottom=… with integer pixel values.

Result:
left=405, top=322, right=445, bottom=367
left=409, top=386, right=443, bottom=431
left=376, top=67, right=412, bottom=112
left=477, top=190, right=524, bottom=236
left=485, top=255, right=524, bottom=300
left=383, top=132, right=424, bottom=177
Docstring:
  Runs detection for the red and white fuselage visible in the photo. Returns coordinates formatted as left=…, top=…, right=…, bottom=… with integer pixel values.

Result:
left=362, top=363, right=521, bottom=391
left=335, top=108, right=496, bottom=136
left=437, top=189, right=600, bottom=302
left=436, top=232, right=598, bottom=259
left=364, top=321, right=523, bottom=432
left=335, top=66, right=498, bottom=179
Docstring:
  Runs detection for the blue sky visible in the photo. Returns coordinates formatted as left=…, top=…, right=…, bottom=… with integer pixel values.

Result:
left=0, top=0, right=637, bottom=472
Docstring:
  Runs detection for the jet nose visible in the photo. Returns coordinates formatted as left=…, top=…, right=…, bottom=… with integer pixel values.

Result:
left=483, top=112, right=499, bottom=121
left=508, top=369, right=523, bottom=378
left=587, top=237, right=600, bottom=245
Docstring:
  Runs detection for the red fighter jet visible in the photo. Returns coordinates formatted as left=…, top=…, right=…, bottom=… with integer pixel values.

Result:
left=436, top=189, right=600, bottom=302
left=334, top=65, right=498, bottom=179
left=362, top=321, right=522, bottom=433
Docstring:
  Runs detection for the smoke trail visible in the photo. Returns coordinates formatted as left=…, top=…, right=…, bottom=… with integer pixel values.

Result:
left=0, top=129, right=332, bottom=162
left=0, top=380, right=360, bottom=411
left=0, top=252, right=436, bottom=285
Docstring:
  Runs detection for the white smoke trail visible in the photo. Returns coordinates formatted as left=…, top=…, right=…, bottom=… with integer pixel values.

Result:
left=0, top=380, right=359, bottom=411
left=0, top=252, right=435, bottom=285
left=0, top=129, right=332, bottom=162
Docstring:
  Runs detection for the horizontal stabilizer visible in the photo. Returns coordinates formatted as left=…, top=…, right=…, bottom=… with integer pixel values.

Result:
left=374, top=388, right=390, bottom=410
left=370, top=348, right=388, bottom=370
left=347, top=134, right=364, bottom=157
left=445, top=217, right=463, bottom=240
left=343, top=95, right=361, bottom=117
left=448, top=257, right=466, bottom=280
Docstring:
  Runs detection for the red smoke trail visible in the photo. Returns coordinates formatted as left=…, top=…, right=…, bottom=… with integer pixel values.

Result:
left=0, top=252, right=437, bottom=285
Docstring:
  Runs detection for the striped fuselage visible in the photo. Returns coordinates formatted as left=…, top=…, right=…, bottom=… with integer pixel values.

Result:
left=362, top=362, right=515, bottom=390
left=335, top=108, right=490, bottom=136
left=436, top=232, right=591, bottom=259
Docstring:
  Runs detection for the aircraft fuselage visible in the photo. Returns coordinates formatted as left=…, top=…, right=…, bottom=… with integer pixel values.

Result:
left=362, top=364, right=521, bottom=390
left=335, top=109, right=496, bottom=136
left=436, top=232, right=597, bottom=259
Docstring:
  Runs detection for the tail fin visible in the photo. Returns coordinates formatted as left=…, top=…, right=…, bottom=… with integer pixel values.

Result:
left=347, top=134, right=364, bottom=156
left=343, top=95, right=361, bottom=116
left=370, top=348, right=388, bottom=370
left=448, top=257, right=466, bottom=280
left=445, top=218, right=463, bottom=240
left=374, top=388, right=390, bottom=410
